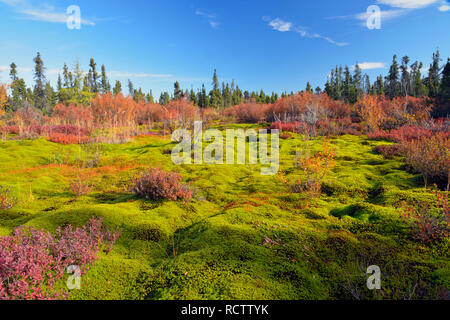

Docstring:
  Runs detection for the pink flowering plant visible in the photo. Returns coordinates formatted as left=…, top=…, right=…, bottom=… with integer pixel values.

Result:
left=0, top=217, right=120, bottom=300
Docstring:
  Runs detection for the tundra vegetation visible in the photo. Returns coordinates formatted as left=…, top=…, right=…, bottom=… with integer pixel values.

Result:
left=0, top=51, right=449, bottom=300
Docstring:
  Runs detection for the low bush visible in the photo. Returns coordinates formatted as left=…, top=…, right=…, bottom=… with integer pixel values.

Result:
left=292, top=139, right=336, bottom=197
left=69, top=176, right=93, bottom=197
left=372, top=144, right=403, bottom=159
left=280, top=133, right=292, bottom=140
left=403, top=134, right=450, bottom=189
left=367, top=125, right=450, bottom=143
left=0, top=217, right=120, bottom=300
left=48, top=133, right=90, bottom=145
left=400, top=190, right=449, bottom=243
left=131, top=168, right=192, bottom=202
left=0, top=186, right=16, bottom=210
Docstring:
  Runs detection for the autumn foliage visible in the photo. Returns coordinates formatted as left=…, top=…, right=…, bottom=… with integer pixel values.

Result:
left=292, top=139, right=336, bottom=196
left=400, top=190, right=449, bottom=243
left=403, top=134, right=450, bottom=189
left=355, top=95, right=431, bottom=131
left=0, top=218, right=120, bottom=300
left=0, top=84, right=7, bottom=124
left=131, top=168, right=192, bottom=203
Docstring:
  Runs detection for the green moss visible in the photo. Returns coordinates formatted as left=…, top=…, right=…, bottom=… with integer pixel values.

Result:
left=0, top=132, right=447, bottom=300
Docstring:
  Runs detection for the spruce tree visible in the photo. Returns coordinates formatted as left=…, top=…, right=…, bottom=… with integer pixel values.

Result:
left=89, top=58, right=99, bottom=93
left=113, top=81, right=122, bottom=95
left=353, top=64, right=363, bottom=99
left=101, top=65, right=110, bottom=93
left=33, top=52, right=46, bottom=111
left=128, top=79, right=134, bottom=98
left=386, top=54, right=400, bottom=99
left=174, top=81, right=182, bottom=100
left=400, top=56, right=410, bottom=96
left=427, top=49, right=442, bottom=98
left=434, top=58, right=450, bottom=117
left=209, top=69, right=222, bottom=107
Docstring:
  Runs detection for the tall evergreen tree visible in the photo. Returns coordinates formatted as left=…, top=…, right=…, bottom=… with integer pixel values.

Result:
left=427, top=49, right=442, bottom=98
left=63, top=63, right=70, bottom=88
left=100, top=65, right=110, bottom=93
left=128, top=79, right=134, bottom=98
left=400, top=56, right=410, bottom=96
left=174, top=81, right=182, bottom=100
left=353, top=64, right=363, bottom=99
left=89, top=58, right=99, bottom=93
left=434, top=58, right=450, bottom=117
left=113, top=80, right=122, bottom=95
left=33, top=52, right=46, bottom=111
left=9, top=63, right=26, bottom=110
left=147, top=90, right=154, bottom=103
left=410, top=61, right=425, bottom=97
left=385, top=54, right=400, bottom=99
left=209, top=69, right=222, bottom=107
left=9, top=63, right=18, bottom=81
left=56, top=75, right=63, bottom=103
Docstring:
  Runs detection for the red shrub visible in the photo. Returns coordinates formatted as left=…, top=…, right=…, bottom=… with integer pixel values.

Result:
left=400, top=190, right=449, bottom=243
left=227, top=102, right=267, bottom=123
left=367, top=125, right=449, bottom=143
left=280, top=133, right=292, bottom=140
left=69, top=176, right=93, bottom=197
left=48, top=133, right=90, bottom=145
left=0, top=126, right=19, bottom=134
left=0, top=218, right=120, bottom=300
left=0, top=186, right=16, bottom=210
left=131, top=168, right=192, bottom=202
left=292, top=139, right=336, bottom=196
left=373, top=144, right=403, bottom=159
left=270, top=121, right=307, bottom=134
left=403, top=134, right=450, bottom=189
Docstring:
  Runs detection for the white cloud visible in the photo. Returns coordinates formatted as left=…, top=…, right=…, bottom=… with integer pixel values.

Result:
left=294, top=27, right=348, bottom=46
left=0, top=0, right=95, bottom=26
left=354, top=9, right=409, bottom=22
left=0, top=65, right=32, bottom=73
left=266, top=17, right=348, bottom=46
left=354, top=62, right=387, bottom=70
left=268, top=18, right=292, bottom=32
left=209, top=21, right=219, bottom=29
left=333, top=0, right=446, bottom=25
left=195, top=9, right=219, bottom=29
left=195, top=9, right=215, bottom=19
left=107, top=71, right=173, bottom=79
left=20, top=8, right=95, bottom=25
left=377, top=0, right=438, bottom=9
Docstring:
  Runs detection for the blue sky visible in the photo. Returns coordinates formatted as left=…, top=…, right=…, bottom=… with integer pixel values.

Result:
left=0, top=0, right=449, bottom=97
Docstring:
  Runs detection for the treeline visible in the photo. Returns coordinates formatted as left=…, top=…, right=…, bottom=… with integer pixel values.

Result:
left=5, top=54, right=279, bottom=113
left=324, top=49, right=449, bottom=117
left=3, top=49, right=450, bottom=117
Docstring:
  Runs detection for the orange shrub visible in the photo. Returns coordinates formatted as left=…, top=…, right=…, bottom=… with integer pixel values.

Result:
left=48, top=133, right=90, bottom=145
left=293, top=139, right=336, bottom=196
left=131, top=168, right=192, bottom=202
left=400, top=190, right=449, bottom=243
left=403, top=134, right=450, bottom=189
left=0, top=84, right=8, bottom=124
left=355, top=95, right=386, bottom=131
left=227, top=102, right=268, bottom=123
left=163, top=98, right=199, bottom=132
